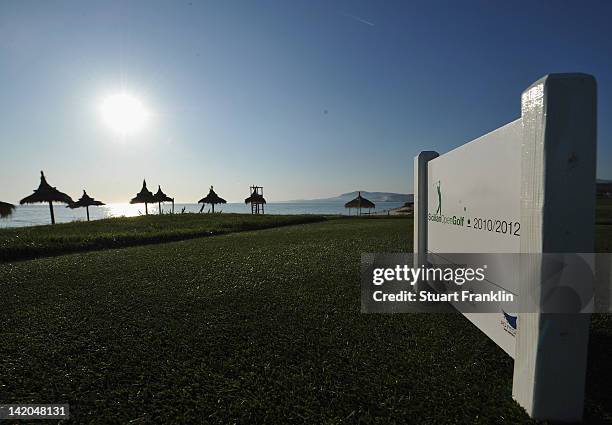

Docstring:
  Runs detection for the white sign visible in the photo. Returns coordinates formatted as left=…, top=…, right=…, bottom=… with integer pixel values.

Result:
left=427, top=119, right=522, bottom=357
left=427, top=119, right=521, bottom=253
left=413, top=73, right=597, bottom=422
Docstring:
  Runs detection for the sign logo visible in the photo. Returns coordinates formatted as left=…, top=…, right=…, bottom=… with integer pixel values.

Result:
left=435, top=180, right=442, bottom=215
left=428, top=180, right=465, bottom=227
left=501, top=310, right=517, bottom=337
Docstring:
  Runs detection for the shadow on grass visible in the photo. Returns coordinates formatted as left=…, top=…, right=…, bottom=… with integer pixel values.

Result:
left=584, top=315, right=612, bottom=423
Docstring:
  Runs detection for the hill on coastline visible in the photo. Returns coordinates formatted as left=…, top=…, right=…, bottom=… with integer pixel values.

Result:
left=290, top=191, right=413, bottom=203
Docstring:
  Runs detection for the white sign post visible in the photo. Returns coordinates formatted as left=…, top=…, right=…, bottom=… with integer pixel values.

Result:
left=414, top=73, right=597, bottom=422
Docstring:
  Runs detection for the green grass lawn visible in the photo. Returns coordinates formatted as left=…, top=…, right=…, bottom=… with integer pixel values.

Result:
left=596, top=198, right=612, bottom=225
left=1, top=217, right=611, bottom=423
left=0, top=213, right=326, bottom=262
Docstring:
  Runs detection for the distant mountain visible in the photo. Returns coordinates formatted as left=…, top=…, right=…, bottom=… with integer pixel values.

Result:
left=290, top=191, right=413, bottom=203
left=289, top=181, right=611, bottom=203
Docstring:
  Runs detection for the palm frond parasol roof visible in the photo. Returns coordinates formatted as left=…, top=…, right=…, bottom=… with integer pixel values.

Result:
left=0, top=201, right=15, bottom=218
left=153, top=185, right=173, bottom=203
left=68, top=190, right=105, bottom=209
left=199, top=186, right=227, bottom=205
left=130, top=180, right=156, bottom=204
left=244, top=192, right=266, bottom=204
left=344, top=192, right=375, bottom=209
left=20, top=171, right=74, bottom=205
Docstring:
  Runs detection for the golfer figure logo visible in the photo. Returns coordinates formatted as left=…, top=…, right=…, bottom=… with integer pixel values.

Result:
left=435, top=180, right=442, bottom=215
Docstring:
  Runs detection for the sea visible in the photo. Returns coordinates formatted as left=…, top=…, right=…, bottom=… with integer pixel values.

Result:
left=0, top=202, right=406, bottom=228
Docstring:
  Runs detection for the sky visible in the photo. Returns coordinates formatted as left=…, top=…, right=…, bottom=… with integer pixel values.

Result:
left=1, top=0, right=612, bottom=203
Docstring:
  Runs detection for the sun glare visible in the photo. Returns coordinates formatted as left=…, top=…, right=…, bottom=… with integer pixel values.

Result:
left=100, top=93, right=149, bottom=135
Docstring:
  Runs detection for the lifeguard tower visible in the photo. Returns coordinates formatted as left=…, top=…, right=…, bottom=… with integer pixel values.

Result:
left=245, top=185, right=266, bottom=214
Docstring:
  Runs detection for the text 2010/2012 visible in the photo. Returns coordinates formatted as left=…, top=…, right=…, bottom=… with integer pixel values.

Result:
left=470, top=218, right=520, bottom=236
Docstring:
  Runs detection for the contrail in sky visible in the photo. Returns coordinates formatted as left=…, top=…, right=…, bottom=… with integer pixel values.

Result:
left=339, top=11, right=375, bottom=27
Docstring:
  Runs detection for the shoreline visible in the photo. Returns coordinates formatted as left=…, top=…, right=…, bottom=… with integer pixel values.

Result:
left=0, top=201, right=407, bottom=229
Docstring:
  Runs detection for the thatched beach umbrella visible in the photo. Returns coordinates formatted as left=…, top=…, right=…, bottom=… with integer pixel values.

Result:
left=0, top=201, right=15, bottom=218
left=199, top=186, right=227, bottom=213
left=20, top=171, right=74, bottom=224
left=344, top=191, right=375, bottom=216
left=130, top=180, right=156, bottom=215
left=68, top=190, right=105, bottom=221
left=153, top=185, right=174, bottom=215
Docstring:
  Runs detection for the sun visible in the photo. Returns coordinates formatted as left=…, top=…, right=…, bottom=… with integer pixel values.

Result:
left=100, top=93, right=149, bottom=135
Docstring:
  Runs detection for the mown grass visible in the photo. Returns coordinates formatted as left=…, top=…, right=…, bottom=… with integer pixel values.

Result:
left=0, top=213, right=326, bottom=262
left=596, top=197, right=612, bottom=224
left=1, top=217, right=535, bottom=424
left=1, top=215, right=611, bottom=423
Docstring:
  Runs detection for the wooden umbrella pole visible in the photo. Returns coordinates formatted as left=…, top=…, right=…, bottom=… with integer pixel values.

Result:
left=145, top=203, right=148, bottom=215
left=158, top=201, right=162, bottom=215
left=212, top=204, right=215, bottom=213
left=49, top=201, right=55, bottom=224
left=86, top=206, right=90, bottom=221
